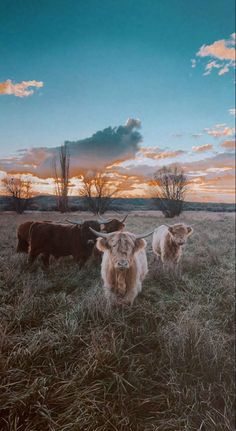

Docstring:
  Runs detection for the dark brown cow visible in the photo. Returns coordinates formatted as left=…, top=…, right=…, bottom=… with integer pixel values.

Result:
left=16, top=220, right=55, bottom=253
left=67, top=214, right=128, bottom=264
left=27, top=216, right=128, bottom=268
left=16, top=214, right=128, bottom=254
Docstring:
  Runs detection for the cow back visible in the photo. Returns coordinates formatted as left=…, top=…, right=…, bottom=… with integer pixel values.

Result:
left=29, top=222, right=81, bottom=258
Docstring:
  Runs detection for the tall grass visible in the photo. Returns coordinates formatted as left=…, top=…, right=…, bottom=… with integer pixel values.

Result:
left=0, top=211, right=235, bottom=430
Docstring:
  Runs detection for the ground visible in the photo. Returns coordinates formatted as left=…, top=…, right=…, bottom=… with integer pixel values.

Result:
left=0, top=211, right=235, bottom=431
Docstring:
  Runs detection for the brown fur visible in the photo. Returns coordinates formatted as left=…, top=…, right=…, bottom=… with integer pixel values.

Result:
left=27, top=219, right=126, bottom=268
left=28, top=221, right=100, bottom=268
left=17, top=218, right=125, bottom=256
left=16, top=220, right=57, bottom=253
left=17, top=221, right=34, bottom=253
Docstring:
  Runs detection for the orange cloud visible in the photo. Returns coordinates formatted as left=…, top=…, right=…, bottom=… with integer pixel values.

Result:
left=205, top=125, right=235, bottom=138
left=197, top=35, right=235, bottom=61
left=192, top=144, right=213, bottom=153
left=220, top=140, right=235, bottom=150
left=0, top=79, right=43, bottom=97
left=196, top=33, right=236, bottom=76
left=138, top=147, right=186, bottom=160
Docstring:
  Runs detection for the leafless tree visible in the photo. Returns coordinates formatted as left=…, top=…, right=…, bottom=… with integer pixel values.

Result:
left=2, top=176, right=33, bottom=214
left=53, top=143, right=70, bottom=212
left=152, top=166, right=188, bottom=217
left=79, top=172, right=120, bottom=214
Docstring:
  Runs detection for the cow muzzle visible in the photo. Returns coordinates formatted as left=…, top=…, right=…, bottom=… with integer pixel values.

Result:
left=116, top=259, right=129, bottom=269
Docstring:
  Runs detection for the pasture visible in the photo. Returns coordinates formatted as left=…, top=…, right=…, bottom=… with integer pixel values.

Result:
left=0, top=211, right=235, bottom=431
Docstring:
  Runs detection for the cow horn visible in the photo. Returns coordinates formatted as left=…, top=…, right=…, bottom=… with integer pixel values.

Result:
left=65, top=218, right=84, bottom=225
left=135, top=230, right=155, bottom=240
left=97, top=212, right=109, bottom=222
left=120, top=213, right=129, bottom=223
left=89, top=227, right=114, bottom=238
left=97, top=213, right=112, bottom=224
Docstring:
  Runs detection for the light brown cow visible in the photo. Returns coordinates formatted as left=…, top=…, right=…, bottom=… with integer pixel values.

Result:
left=90, top=228, right=153, bottom=305
left=152, top=223, right=193, bottom=271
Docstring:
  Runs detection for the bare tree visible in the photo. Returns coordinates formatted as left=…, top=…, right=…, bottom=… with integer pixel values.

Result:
left=2, top=176, right=33, bottom=214
left=152, top=166, right=188, bottom=218
left=79, top=172, right=120, bottom=214
left=53, top=143, right=70, bottom=212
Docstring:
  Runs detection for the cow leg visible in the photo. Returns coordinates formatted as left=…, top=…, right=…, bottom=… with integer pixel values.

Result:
left=154, top=253, right=162, bottom=269
left=121, top=287, right=138, bottom=306
left=41, top=253, right=50, bottom=268
left=28, top=251, right=38, bottom=265
left=74, top=254, right=87, bottom=269
left=175, top=261, right=182, bottom=278
left=103, top=285, right=115, bottom=303
left=78, top=258, right=86, bottom=270
left=17, top=238, right=29, bottom=253
left=163, top=261, right=170, bottom=273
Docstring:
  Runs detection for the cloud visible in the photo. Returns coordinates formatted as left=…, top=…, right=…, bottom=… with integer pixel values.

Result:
left=110, top=151, right=235, bottom=202
left=229, top=108, right=236, bottom=116
left=191, top=59, right=196, bottom=68
left=218, top=64, right=230, bottom=75
left=137, top=147, right=186, bottom=160
left=197, top=35, right=235, bottom=60
left=203, top=60, right=221, bottom=75
left=196, top=33, right=236, bottom=76
left=204, top=125, right=235, bottom=138
left=0, top=119, right=142, bottom=178
left=0, top=116, right=234, bottom=202
left=192, top=144, right=213, bottom=153
left=0, top=80, right=43, bottom=97
left=220, top=140, right=235, bottom=150
left=191, top=133, right=203, bottom=139
left=125, top=118, right=141, bottom=129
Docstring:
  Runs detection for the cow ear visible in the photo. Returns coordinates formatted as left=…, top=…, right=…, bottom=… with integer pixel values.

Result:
left=187, top=226, right=193, bottom=236
left=134, top=238, right=147, bottom=252
left=96, top=238, right=109, bottom=252
left=168, top=226, right=174, bottom=235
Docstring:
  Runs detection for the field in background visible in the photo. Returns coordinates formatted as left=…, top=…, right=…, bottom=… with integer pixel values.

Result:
left=0, top=211, right=235, bottom=430
left=0, top=195, right=235, bottom=213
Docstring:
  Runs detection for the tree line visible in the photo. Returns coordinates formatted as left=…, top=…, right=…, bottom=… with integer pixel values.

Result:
left=1, top=143, right=188, bottom=217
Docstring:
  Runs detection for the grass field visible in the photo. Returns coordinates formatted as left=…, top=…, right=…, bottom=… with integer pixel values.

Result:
left=0, top=211, right=235, bottom=431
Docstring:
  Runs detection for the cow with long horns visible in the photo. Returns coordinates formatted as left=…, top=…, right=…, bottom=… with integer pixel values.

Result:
left=66, top=214, right=128, bottom=263
left=66, top=213, right=128, bottom=233
left=27, top=214, right=128, bottom=268
left=90, top=228, right=153, bottom=305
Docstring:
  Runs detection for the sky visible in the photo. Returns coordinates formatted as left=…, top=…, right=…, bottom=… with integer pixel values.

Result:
left=0, top=0, right=235, bottom=202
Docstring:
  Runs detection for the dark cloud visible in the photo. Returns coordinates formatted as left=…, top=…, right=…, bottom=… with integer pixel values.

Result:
left=0, top=119, right=142, bottom=178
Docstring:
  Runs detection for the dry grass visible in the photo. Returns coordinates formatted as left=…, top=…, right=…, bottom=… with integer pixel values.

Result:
left=0, top=211, right=235, bottom=431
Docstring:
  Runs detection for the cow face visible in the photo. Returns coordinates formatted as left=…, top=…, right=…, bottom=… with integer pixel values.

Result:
left=96, top=232, right=146, bottom=269
left=168, top=224, right=193, bottom=246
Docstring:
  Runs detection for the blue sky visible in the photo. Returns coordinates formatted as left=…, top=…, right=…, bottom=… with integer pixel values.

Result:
left=0, top=0, right=235, bottom=201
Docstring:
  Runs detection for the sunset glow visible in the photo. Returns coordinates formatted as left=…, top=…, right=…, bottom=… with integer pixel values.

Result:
left=0, top=1, right=235, bottom=203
